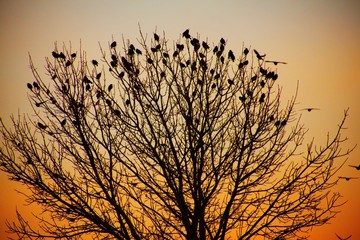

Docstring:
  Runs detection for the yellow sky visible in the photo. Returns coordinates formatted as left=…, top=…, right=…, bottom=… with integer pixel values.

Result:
left=0, top=1, right=359, bottom=239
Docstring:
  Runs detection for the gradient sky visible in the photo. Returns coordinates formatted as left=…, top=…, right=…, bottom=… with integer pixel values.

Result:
left=0, top=1, right=359, bottom=239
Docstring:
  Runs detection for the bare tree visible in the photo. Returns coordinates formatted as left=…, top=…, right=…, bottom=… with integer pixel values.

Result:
left=0, top=29, right=354, bottom=240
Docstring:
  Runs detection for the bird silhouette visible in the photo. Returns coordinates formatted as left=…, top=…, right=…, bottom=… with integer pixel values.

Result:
left=349, top=164, right=360, bottom=170
left=220, top=38, right=226, bottom=45
left=265, top=60, right=287, bottom=65
left=110, top=41, right=117, bottom=48
left=92, top=60, right=98, bottom=66
left=135, top=49, right=142, bottom=55
left=108, top=84, right=113, bottom=92
left=27, top=83, right=33, bottom=90
left=114, top=109, right=120, bottom=116
left=71, top=53, right=76, bottom=58
left=176, top=44, right=184, bottom=51
left=228, top=50, right=235, bottom=62
left=154, top=33, right=160, bottom=42
left=202, top=41, right=210, bottom=50
left=96, top=73, right=101, bottom=80
left=227, top=79, right=234, bottom=85
left=259, top=93, right=266, bottom=103
left=52, top=51, right=59, bottom=58
left=182, top=29, right=190, bottom=39
left=335, top=233, right=352, bottom=240
left=61, top=119, right=66, bottom=126
left=243, top=48, right=249, bottom=55
left=58, top=52, right=66, bottom=60
left=254, top=49, right=266, bottom=60
left=338, top=176, right=358, bottom=181
left=125, top=99, right=130, bottom=106
left=213, top=46, right=219, bottom=53
left=301, top=108, right=320, bottom=112
left=37, top=122, right=47, bottom=130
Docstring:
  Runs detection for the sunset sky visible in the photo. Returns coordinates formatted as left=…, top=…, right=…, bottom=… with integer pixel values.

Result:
left=0, top=1, right=359, bottom=239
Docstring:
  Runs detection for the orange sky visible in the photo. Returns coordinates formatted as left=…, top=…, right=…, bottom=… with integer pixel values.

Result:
left=0, top=1, right=359, bottom=239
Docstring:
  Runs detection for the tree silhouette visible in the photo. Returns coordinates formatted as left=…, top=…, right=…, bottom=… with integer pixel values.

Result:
left=0, top=29, right=354, bottom=240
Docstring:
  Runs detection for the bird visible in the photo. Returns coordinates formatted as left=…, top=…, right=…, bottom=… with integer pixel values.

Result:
left=182, top=29, right=190, bottom=39
left=61, top=119, right=66, bottom=126
left=52, top=51, right=59, bottom=58
left=202, top=41, right=210, bottom=50
left=300, top=108, right=320, bottom=112
left=92, top=60, right=98, bottom=66
left=27, top=83, right=33, bottom=90
left=254, top=49, right=266, bottom=60
left=37, top=122, right=47, bottom=130
left=154, top=33, right=160, bottom=42
left=265, top=60, right=287, bottom=65
left=108, top=84, right=113, bottom=92
left=243, top=48, right=249, bottom=55
left=110, top=41, right=117, bottom=48
left=135, top=49, right=142, bottom=55
left=71, top=53, right=76, bottom=58
left=228, top=50, right=235, bottom=62
left=338, top=176, right=358, bottom=181
left=220, top=38, right=226, bottom=45
left=349, top=164, right=360, bottom=170
left=335, top=233, right=352, bottom=240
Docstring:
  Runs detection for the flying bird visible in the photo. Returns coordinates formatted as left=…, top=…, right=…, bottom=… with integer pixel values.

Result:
left=265, top=60, right=287, bottom=65
left=301, top=108, right=320, bottom=112
left=338, top=176, right=358, bottom=181
left=335, top=233, right=352, bottom=240
left=254, top=49, right=266, bottom=60
left=349, top=164, right=360, bottom=170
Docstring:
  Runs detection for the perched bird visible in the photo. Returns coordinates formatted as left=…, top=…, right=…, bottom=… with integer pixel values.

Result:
left=108, top=84, right=113, bottom=92
left=202, top=41, right=210, bottom=50
left=58, top=52, right=66, bottom=59
left=227, top=79, right=234, bottom=85
left=110, top=41, right=117, bottom=48
left=71, top=53, right=76, bottom=58
left=135, top=49, right=142, bottom=55
left=91, top=60, right=98, bottom=67
left=259, top=93, right=266, bottom=103
left=96, top=73, right=101, bottom=80
left=27, top=83, right=33, bottom=90
left=243, top=48, right=249, bottom=55
left=213, top=46, right=219, bottom=53
left=335, top=233, right=352, bottom=240
left=301, top=108, right=320, bottom=112
left=176, top=44, right=184, bottom=51
left=265, top=60, right=287, bottom=65
left=52, top=51, right=59, bottom=58
left=37, top=122, right=47, bottom=130
left=349, top=164, right=360, bottom=170
left=154, top=33, right=160, bottom=42
left=228, top=50, right=235, bottom=62
left=220, top=38, right=226, bottom=45
left=182, top=29, right=190, bottom=39
left=114, top=109, right=120, bottom=116
left=254, top=49, right=266, bottom=60
left=338, top=176, right=358, bottom=181
left=61, top=119, right=66, bottom=126
left=125, top=99, right=130, bottom=106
